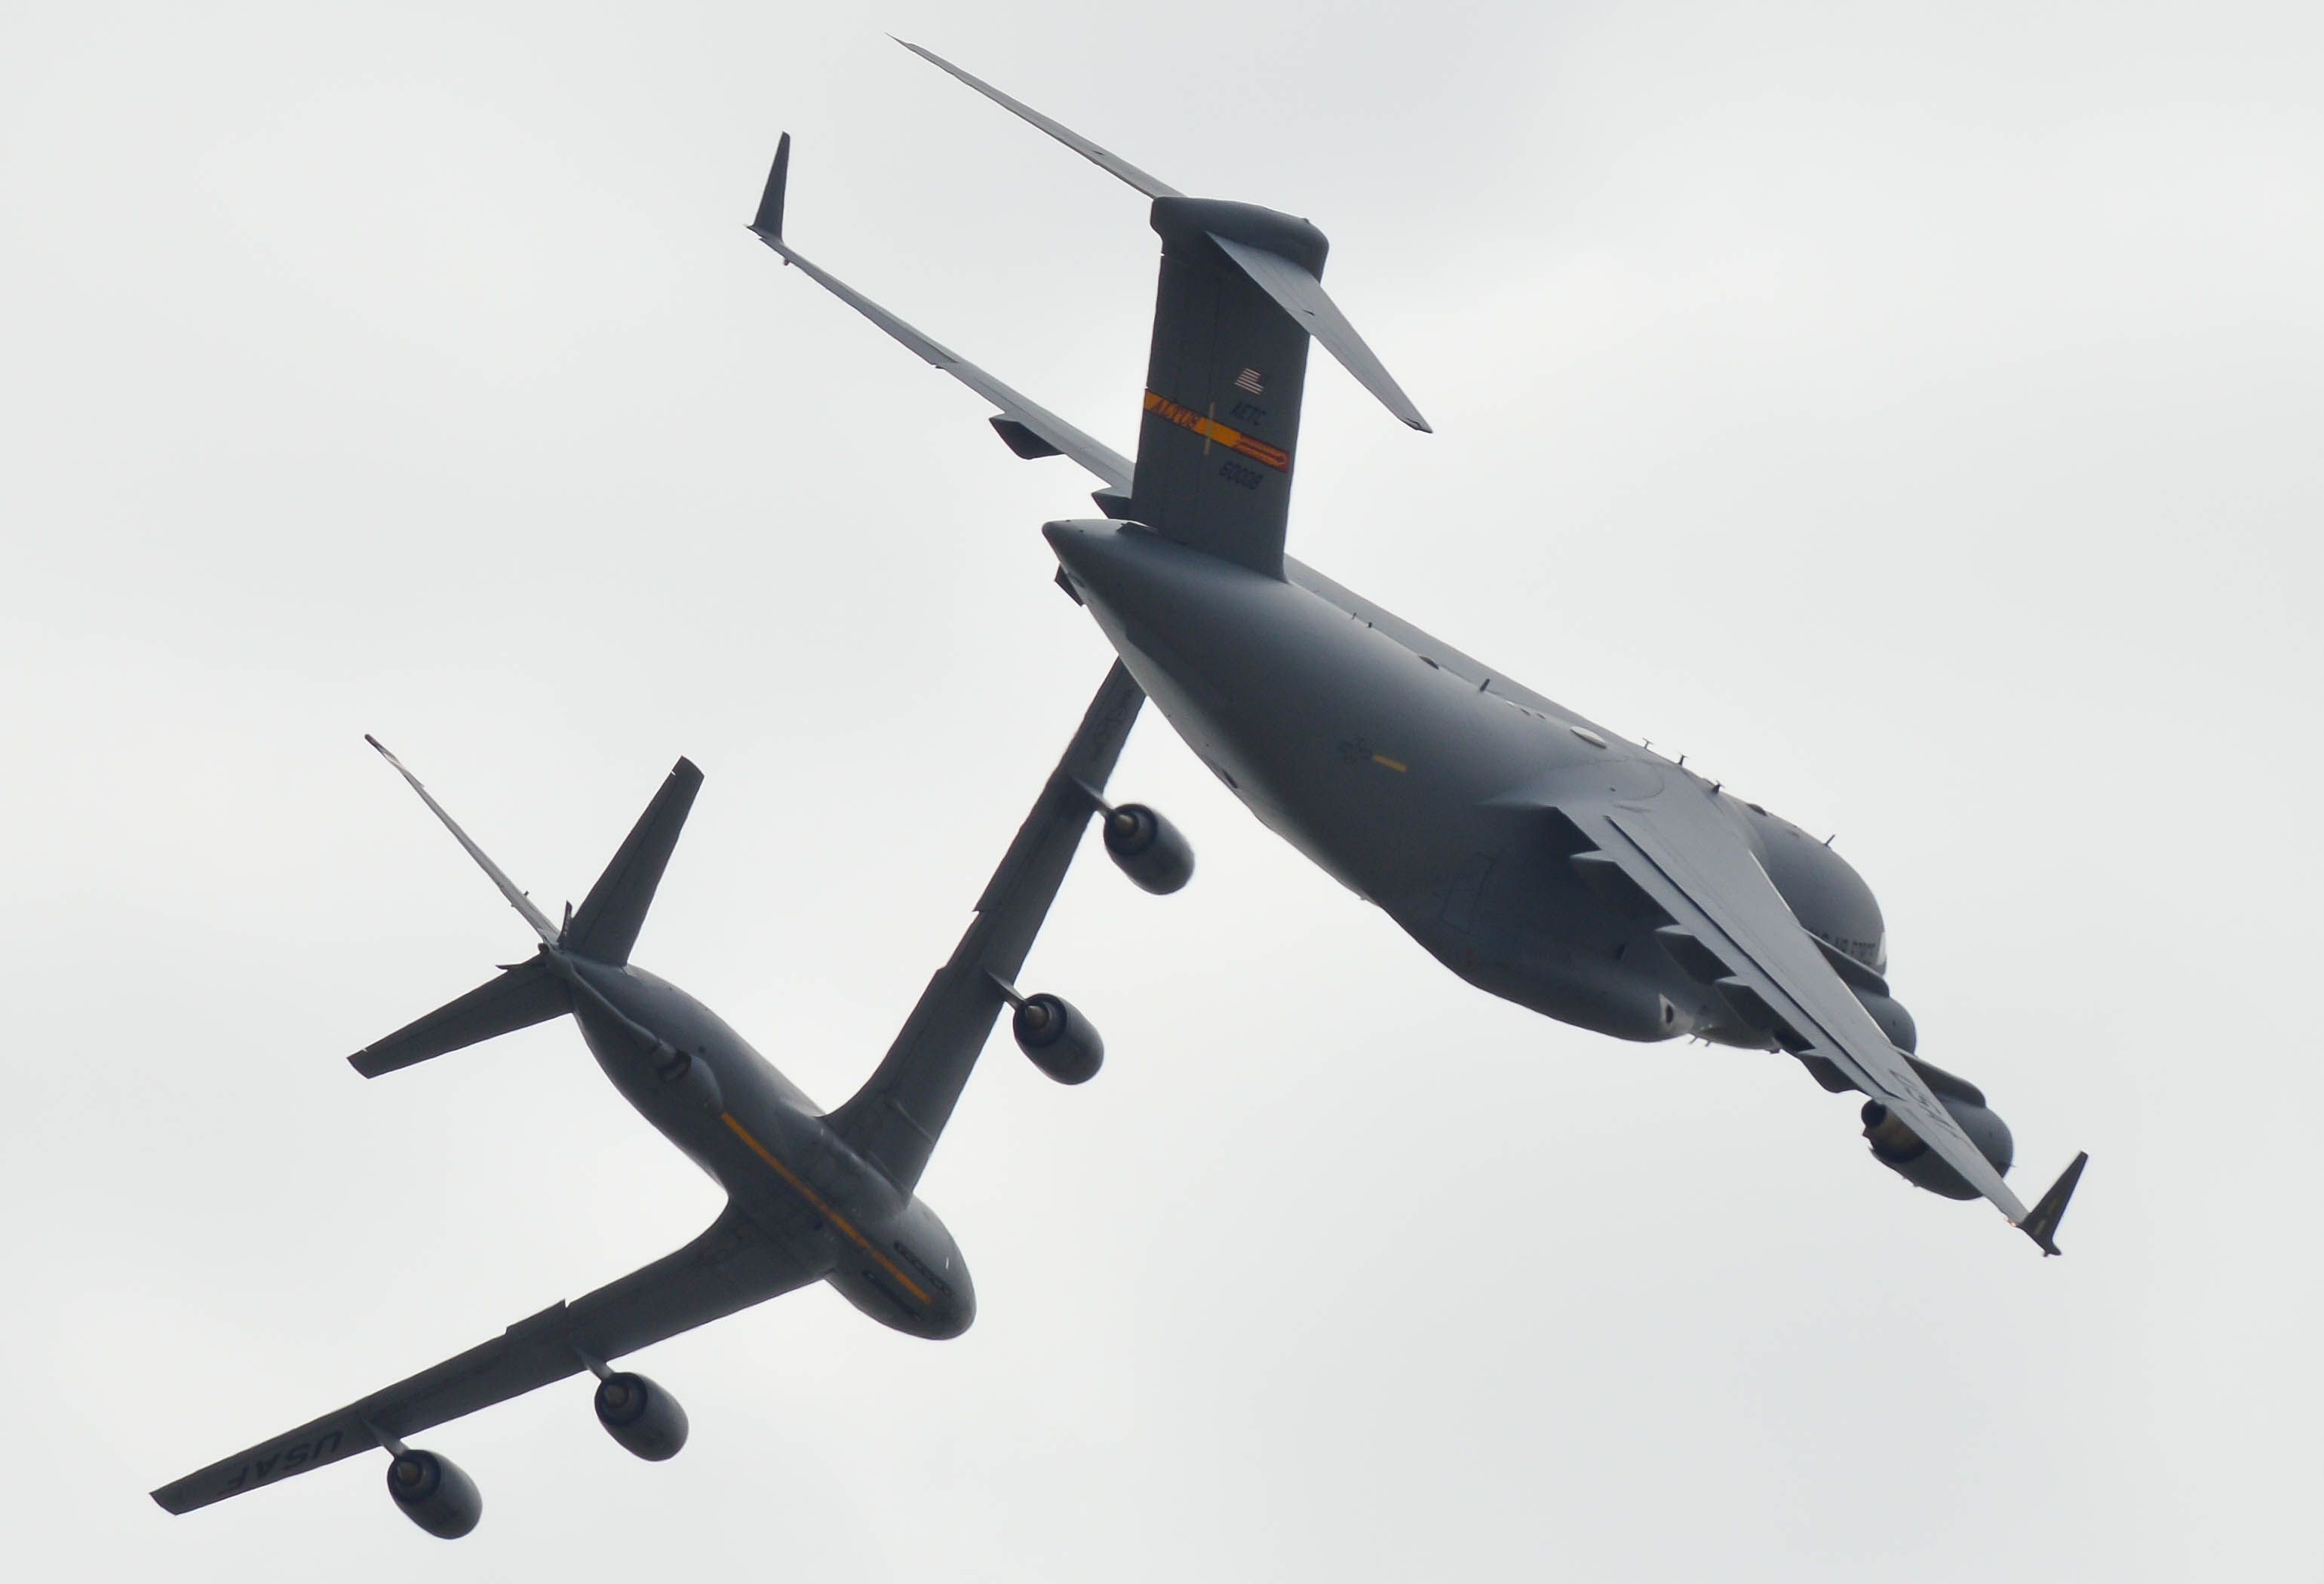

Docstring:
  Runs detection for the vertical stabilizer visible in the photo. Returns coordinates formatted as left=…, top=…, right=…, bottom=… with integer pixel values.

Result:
left=1131, top=200, right=1325, bottom=577
left=563, top=760, right=704, bottom=966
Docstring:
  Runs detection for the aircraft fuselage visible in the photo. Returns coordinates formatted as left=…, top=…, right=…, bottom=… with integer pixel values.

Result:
left=1045, top=519, right=1887, bottom=1049
left=565, top=957, right=974, bottom=1339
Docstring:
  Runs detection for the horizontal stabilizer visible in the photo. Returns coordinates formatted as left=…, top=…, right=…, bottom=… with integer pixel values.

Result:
left=894, top=36, right=1429, bottom=436
left=349, top=956, right=569, bottom=1077
left=367, top=735, right=558, bottom=944
left=563, top=759, right=702, bottom=966
left=2019, top=1151, right=2089, bottom=1256
left=1208, top=234, right=1430, bottom=431
left=894, top=38, right=1180, bottom=199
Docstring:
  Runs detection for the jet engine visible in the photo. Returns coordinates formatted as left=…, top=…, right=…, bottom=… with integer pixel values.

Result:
left=1862, top=1094, right=2013, bottom=1200
left=1012, top=993, right=1103, bottom=1083
left=385, top=1448, right=482, bottom=1539
left=594, top=1371, right=688, bottom=1461
left=1102, top=803, right=1194, bottom=895
left=1849, top=987, right=1918, bottom=1054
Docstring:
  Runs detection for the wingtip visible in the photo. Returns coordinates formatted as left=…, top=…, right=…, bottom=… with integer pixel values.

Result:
left=2019, top=1150, right=2089, bottom=1257
left=751, top=131, right=791, bottom=240
left=1407, top=415, right=1434, bottom=434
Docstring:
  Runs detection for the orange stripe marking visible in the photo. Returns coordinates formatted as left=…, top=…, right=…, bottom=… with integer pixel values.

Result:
left=1144, top=391, right=1291, bottom=471
left=719, top=1113, right=929, bottom=1304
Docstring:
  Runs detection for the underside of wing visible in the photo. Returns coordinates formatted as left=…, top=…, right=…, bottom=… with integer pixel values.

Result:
left=750, top=134, right=1133, bottom=504
left=152, top=1202, right=820, bottom=1515
left=827, top=662, right=1144, bottom=1193
left=1555, top=790, right=2031, bottom=1228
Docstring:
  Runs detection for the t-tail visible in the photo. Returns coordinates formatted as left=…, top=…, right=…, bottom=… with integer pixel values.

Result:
left=751, top=40, right=1428, bottom=579
left=348, top=738, right=701, bottom=1077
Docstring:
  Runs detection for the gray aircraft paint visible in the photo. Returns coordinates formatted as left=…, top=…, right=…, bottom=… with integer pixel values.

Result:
left=756, top=42, right=2086, bottom=1254
left=152, top=661, right=1153, bottom=1524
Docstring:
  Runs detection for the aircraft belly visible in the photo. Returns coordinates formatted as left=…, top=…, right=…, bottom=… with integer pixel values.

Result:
left=1061, top=526, right=1555, bottom=901
left=1054, top=523, right=1727, bottom=1042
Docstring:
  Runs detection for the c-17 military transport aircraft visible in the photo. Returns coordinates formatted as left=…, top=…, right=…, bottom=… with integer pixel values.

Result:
left=153, top=662, right=1190, bottom=1536
left=756, top=42, right=2086, bottom=1254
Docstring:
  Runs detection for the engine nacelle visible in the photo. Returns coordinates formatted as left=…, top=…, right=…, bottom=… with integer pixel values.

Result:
left=385, top=1448, right=481, bottom=1539
left=1012, top=993, right=1103, bottom=1084
left=1862, top=1094, right=2013, bottom=1201
left=1850, top=987, right=1918, bottom=1053
left=594, top=1371, right=688, bottom=1461
left=1103, top=803, right=1194, bottom=895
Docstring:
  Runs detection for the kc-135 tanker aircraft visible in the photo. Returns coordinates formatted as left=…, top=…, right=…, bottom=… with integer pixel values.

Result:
left=154, top=662, right=1190, bottom=1535
left=757, top=41, right=2086, bottom=1252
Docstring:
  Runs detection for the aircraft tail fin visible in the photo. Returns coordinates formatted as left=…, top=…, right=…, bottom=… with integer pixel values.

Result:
left=349, top=954, right=569, bottom=1077
left=347, top=745, right=701, bottom=1075
left=1126, top=202, right=1322, bottom=576
left=892, top=40, right=1426, bottom=579
left=563, top=760, right=704, bottom=966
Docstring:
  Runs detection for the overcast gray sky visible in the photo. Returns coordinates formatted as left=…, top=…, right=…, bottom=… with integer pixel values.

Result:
left=5, top=2, right=2319, bottom=1579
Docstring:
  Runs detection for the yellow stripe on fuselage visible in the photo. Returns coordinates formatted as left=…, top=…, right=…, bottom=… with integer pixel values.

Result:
left=718, top=1113, right=930, bottom=1304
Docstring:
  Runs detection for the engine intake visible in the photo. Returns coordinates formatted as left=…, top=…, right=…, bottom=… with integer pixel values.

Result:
left=1862, top=1093, right=2013, bottom=1200
left=1012, top=993, right=1103, bottom=1084
left=1102, top=803, right=1194, bottom=895
left=594, top=1371, right=688, bottom=1461
left=385, top=1448, right=481, bottom=1539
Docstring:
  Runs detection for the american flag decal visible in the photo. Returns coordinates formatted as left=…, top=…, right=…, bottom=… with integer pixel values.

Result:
left=1233, top=368, right=1266, bottom=394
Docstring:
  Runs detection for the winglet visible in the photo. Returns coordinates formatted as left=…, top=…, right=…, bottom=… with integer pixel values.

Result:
left=752, top=132, right=791, bottom=241
left=2017, top=1151, right=2089, bottom=1257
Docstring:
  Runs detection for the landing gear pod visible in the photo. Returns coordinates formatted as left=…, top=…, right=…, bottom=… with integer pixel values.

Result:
left=649, top=1042, right=724, bottom=1114
left=385, top=1449, right=481, bottom=1539
left=594, top=1371, right=689, bottom=1462
left=1012, top=993, right=1104, bottom=1084
left=1102, top=803, right=1194, bottom=895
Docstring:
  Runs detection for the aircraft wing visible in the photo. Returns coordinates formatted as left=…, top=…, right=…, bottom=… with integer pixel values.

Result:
left=151, top=1201, right=818, bottom=1515
left=748, top=134, right=1134, bottom=500
left=1555, top=786, right=2036, bottom=1233
left=827, top=661, right=1144, bottom=1193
